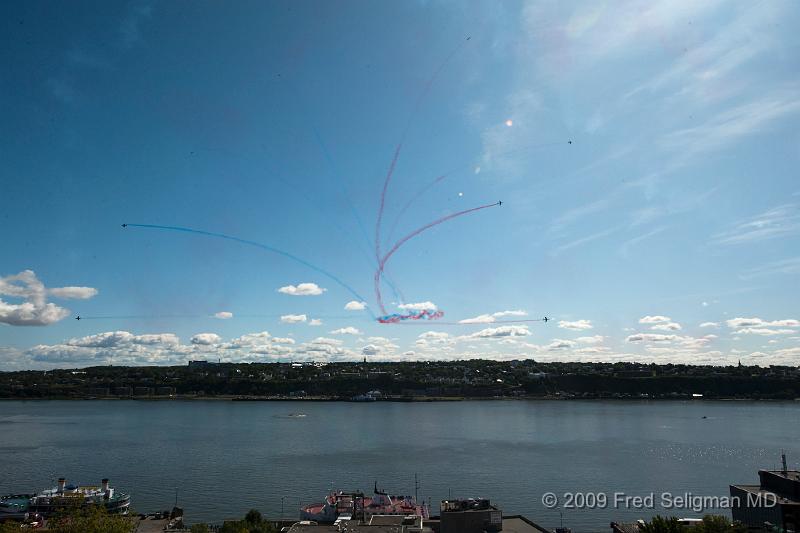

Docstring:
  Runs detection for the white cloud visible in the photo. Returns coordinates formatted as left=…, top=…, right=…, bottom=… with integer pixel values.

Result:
left=459, top=314, right=495, bottom=324
left=48, top=286, right=98, bottom=299
left=459, top=309, right=528, bottom=323
left=469, top=325, right=530, bottom=338
left=726, top=317, right=799, bottom=328
left=576, top=335, right=604, bottom=344
left=626, top=333, right=679, bottom=343
left=493, top=310, right=528, bottom=318
left=277, top=283, right=327, bottom=296
left=651, top=322, right=682, bottom=331
left=280, top=314, right=307, bottom=324
left=558, top=319, right=593, bottom=330
left=330, top=327, right=362, bottom=335
left=398, top=301, right=437, bottom=311
left=191, top=333, right=221, bottom=345
left=699, top=322, right=719, bottom=328
left=214, top=311, right=233, bottom=319
left=344, top=301, right=367, bottom=311
left=307, top=337, right=341, bottom=346
left=133, top=333, right=180, bottom=346
left=547, top=339, right=576, bottom=350
left=639, top=315, right=671, bottom=324
left=417, top=331, right=452, bottom=343
left=0, top=270, right=98, bottom=326
left=0, top=300, right=70, bottom=327
left=362, top=345, right=380, bottom=356
left=308, top=318, right=322, bottom=326
left=735, top=328, right=796, bottom=336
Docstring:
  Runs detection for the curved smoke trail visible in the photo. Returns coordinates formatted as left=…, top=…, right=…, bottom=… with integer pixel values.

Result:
left=386, top=140, right=571, bottom=243
left=276, top=74, right=406, bottom=304
left=374, top=200, right=501, bottom=315
left=374, top=37, right=472, bottom=268
left=123, top=223, right=375, bottom=319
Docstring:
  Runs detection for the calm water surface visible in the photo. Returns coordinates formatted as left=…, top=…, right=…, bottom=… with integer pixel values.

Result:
left=1, top=400, right=798, bottom=532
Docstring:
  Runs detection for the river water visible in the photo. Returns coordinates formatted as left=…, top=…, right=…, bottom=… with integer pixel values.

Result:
left=1, top=399, right=797, bottom=531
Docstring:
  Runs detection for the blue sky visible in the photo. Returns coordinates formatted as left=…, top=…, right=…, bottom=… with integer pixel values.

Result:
left=1, top=0, right=799, bottom=369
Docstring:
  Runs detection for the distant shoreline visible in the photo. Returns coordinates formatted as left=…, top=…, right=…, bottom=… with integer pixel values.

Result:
left=1, top=395, right=796, bottom=402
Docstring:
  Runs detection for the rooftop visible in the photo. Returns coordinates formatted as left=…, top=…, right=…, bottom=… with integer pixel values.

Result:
left=763, top=469, right=800, bottom=482
left=502, top=516, right=551, bottom=533
left=731, top=484, right=799, bottom=505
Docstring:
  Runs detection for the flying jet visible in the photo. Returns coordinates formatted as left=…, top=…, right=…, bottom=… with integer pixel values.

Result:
left=498, top=200, right=503, bottom=206
left=543, top=316, right=550, bottom=323
left=75, top=316, right=81, bottom=321
left=121, top=223, right=127, bottom=228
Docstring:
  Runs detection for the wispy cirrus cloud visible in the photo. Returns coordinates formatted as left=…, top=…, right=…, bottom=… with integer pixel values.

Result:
left=660, top=90, right=800, bottom=157
left=551, top=227, right=617, bottom=256
left=740, top=257, right=800, bottom=279
left=712, top=204, right=800, bottom=245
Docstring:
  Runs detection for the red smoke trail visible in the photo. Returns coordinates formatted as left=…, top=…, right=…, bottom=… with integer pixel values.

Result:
left=375, top=143, right=403, bottom=263
left=386, top=140, right=571, bottom=244
left=374, top=200, right=501, bottom=315
left=377, top=309, right=445, bottom=324
left=374, top=38, right=472, bottom=273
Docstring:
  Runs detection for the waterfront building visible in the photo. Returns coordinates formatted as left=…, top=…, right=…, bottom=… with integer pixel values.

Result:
left=730, top=455, right=800, bottom=531
left=440, top=498, right=503, bottom=533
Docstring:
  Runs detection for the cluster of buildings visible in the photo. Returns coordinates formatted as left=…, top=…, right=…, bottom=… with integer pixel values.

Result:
left=279, top=498, right=548, bottom=533
left=730, top=458, right=800, bottom=532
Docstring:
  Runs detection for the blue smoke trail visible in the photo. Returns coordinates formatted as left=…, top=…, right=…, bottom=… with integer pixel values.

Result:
left=276, top=74, right=406, bottom=305
left=309, top=127, right=407, bottom=305
left=123, top=223, right=375, bottom=319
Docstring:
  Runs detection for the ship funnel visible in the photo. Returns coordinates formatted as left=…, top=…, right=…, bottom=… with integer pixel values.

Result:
left=58, top=478, right=66, bottom=492
left=102, top=478, right=109, bottom=492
